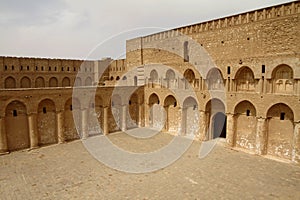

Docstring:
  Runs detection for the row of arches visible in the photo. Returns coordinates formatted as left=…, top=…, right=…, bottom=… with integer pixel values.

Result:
left=147, top=64, right=295, bottom=94
left=3, top=76, right=93, bottom=89
left=1, top=91, right=143, bottom=152
left=147, top=92, right=296, bottom=160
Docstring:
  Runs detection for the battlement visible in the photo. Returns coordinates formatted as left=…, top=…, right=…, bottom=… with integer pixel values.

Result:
left=140, top=1, right=299, bottom=43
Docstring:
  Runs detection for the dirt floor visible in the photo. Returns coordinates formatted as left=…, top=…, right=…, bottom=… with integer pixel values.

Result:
left=1, top=129, right=300, bottom=199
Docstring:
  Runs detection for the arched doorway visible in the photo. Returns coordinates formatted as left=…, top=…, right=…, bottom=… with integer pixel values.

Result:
left=267, top=103, right=294, bottom=160
left=64, top=98, right=81, bottom=141
left=35, top=77, right=45, bottom=88
left=205, top=98, right=226, bottom=139
left=49, top=77, right=58, bottom=87
left=37, top=99, right=57, bottom=145
left=234, top=100, right=257, bottom=150
left=164, top=95, right=178, bottom=132
left=148, top=93, right=163, bottom=129
left=85, top=77, right=92, bottom=86
left=128, top=93, right=139, bottom=129
left=5, top=101, right=30, bottom=151
left=182, top=97, right=199, bottom=136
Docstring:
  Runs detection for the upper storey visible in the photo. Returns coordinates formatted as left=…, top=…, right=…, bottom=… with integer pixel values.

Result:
left=126, top=1, right=300, bottom=69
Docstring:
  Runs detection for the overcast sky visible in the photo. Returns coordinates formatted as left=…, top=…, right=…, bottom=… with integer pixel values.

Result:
left=0, top=0, right=295, bottom=60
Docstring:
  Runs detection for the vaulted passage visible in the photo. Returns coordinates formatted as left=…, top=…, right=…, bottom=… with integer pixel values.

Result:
left=164, top=95, right=179, bottom=132
left=5, top=101, right=30, bottom=151
left=88, top=96, right=103, bottom=136
left=205, top=98, right=226, bottom=139
left=148, top=93, right=164, bottom=129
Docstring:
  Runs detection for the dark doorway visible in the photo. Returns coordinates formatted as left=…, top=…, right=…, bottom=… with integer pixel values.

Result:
left=212, top=112, right=227, bottom=139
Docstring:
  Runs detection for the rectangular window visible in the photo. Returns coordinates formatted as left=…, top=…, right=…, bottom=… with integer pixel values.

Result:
left=280, top=112, right=285, bottom=120
left=262, top=65, right=265, bottom=73
left=227, top=66, right=231, bottom=74
left=4, top=65, right=7, bottom=70
left=246, top=110, right=250, bottom=116
left=13, top=110, right=17, bottom=117
left=70, top=105, right=73, bottom=111
left=27, top=66, right=29, bottom=70
left=43, top=107, right=47, bottom=114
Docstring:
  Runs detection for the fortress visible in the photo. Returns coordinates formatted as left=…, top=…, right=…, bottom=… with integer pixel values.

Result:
left=0, top=1, right=299, bottom=164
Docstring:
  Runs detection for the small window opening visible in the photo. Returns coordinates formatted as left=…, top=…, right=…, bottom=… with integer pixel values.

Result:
left=13, top=110, right=17, bottom=117
left=246, top=110, right=250, bottom=116
left=12, top=65, right=14, bottom=70
left=4, top=65, right=7, bottom=70
left=74, top=67, right=76, bottom=71
left=193, top=105, right=197, bottom=110
left=27, top=66, right=29, bottom=70
left=129, top=100, right=132, bottom=105
left=61, top=67, right=64, bottom=71
left=280, top=112, right=285, bottom=120
left=67, top=67, right=70, bottom=71
left=35, top=66, right=38, bottom=71
left=49, top=67, right=51, bottom=71
left=43, top=107, right=47, bottom=114
left=20, top=66, right=23, bottom=71
left=173, top=101, right=177, bottom=107
left=54, top=67, right=57, bottom=71
left=41, top=66, right=44, bottom=71
left=227, top=66, right=231, bottom=75
left=70, top=105, right=73, bottom=111
left=262, top=65, right=265, bottom=73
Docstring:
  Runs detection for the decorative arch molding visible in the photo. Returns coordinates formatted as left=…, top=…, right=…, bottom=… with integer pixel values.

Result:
left=4, top=76, right=16, bottom=89
left=271, top=64, right=294, bottom=94
left=235, top=66, right=256, bottom=92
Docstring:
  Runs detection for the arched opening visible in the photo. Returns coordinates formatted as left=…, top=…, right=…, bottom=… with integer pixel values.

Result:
left=148, top=93, right=163, bottom=129
left=234, top=101, right=257, bottom=150
left=150, top=70, right=159, bottom=82
left=212, top=113, right=227, bottom=139
left=164, top=95, right=178, bottom=132
left=267, top=103, right=294, bottom=160
left=166, top=69, right=176, bottom=88
left=128, top=93, right=139, bottom=129
left=35, top=77, right=45, bottom=88
left=64, top=98, right=81, bottom=141
left=235, top=67, right=256, bottom=92
left=20, top=77, right=31, bottom=88
left=205, top=98, right=226, bottom=139
left=116, top=76, right=120, bottom=81
left=206, top=68, right=224, bottom=90
left=4, top=77, right=16, bottom=88
left=37, top=99, right=57, bottom=145
left=85, top=77, right=92, bottom=86
left=49, top=77, right=58, bottom=87
left=62, top=77, right=71, bottom=87
left=182, top=97, right=199, bottom=136
left=109, top=95, right=122, bottom=132
left=88, top=96, right=103, bottom=136
left=5, top=101, right=29, bottom=151
left=110, top=76, right=114, bottom=81
left=184, top=69, right=196, bottom=89
left=272, top=64, right=293, bottom=94
left=75, top=77, right=81, bottom=87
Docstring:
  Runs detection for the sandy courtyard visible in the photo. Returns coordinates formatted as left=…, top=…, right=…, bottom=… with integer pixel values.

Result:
left=1, top=129, right=300, bottom=199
